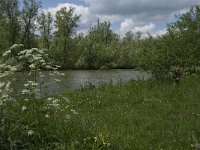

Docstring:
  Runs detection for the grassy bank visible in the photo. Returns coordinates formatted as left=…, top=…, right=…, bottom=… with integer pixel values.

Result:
left=1, top=75, right=200, bottom=149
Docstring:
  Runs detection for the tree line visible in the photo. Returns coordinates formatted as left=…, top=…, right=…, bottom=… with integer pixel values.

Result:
left=0, top=0, right=200, bottom=73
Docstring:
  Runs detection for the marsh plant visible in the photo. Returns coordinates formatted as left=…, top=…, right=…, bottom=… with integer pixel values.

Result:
left=0, top=44, right=78, bottom=149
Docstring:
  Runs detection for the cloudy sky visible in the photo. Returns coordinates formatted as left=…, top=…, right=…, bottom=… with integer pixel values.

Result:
left=30, top=0, right=200, bottom=37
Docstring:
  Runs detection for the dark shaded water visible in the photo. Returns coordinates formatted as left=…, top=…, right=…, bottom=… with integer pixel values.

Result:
left=11, top=70, right=150, bottom=96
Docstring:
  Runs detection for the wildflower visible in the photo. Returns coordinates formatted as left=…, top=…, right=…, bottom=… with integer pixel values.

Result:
left=22, top=89, right=30, bottom=95
left=29, top=64, right=36, bottom=69
left=94, top=136, right=98, bottom=142
left=22, top=106, right=27, bottom=111
left=1, top=94, right=9, bottom=99
left=49, top=73, right=54, bottom=76
left=55, top=79, right=61, bottom=82
left=2, top=50, right=11, bottom=57
left=47, top=97, right=53, bottom=101
left=62, top=97, right=70, bottom=103
left=28, top=130, right=34, bottom=136
left=0, top=82, right=5, bottom=88
left=45, top=114, right=50, bottom=118
left=71, top=109, right=78, bottom=115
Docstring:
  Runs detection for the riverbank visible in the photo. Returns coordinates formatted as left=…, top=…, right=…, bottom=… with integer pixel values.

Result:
left=1, top=75, right=200, bottom=149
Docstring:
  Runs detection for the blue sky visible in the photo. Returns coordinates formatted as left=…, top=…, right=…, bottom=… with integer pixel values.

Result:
left=19, top=0, right=200, bottom=37
left=40, top=0, right=86, bottom=8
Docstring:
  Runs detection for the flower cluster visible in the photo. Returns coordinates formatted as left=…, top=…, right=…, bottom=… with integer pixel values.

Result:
left=0, top=64, right=17, bottom=106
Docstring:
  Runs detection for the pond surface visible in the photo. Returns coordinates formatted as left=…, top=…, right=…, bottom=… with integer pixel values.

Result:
left=11, top=69, right=150, bottom=96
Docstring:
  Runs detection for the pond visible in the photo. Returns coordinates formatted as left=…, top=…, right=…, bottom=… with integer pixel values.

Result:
left=11, top=69, right=150, bottom=96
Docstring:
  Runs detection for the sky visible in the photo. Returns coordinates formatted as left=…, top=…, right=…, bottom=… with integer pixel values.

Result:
left=22, top=0, right=200, bottom=37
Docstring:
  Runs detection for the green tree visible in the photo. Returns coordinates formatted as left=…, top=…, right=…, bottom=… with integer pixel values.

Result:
left=50, top=7, right=80, bottom=69
left=38, top=11, right=53, bottom=49
left=75, top=20, right=120, bottom=69
left=149, top=5, right=200, bottom=75
left=21, top=0, right=41, bottom=48
left=0, top=0, right=20, bottom=54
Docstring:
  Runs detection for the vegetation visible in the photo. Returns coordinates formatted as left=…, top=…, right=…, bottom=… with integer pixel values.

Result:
left=1, top=74, right=200, bottom=149
left=0, top=0, right=200, bottom=72
left=1, top=0, right=200, bottom=149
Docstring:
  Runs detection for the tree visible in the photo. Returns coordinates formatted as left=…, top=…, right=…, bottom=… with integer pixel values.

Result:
left=75, top=20, right=121, bottom=69
left=38, top=11, right=53, bottom=49
left=50, top=7, right=80, bottom=69
left=21, top=0, right=41, bottom=48
left=150, top=5, right=200, bottom=75
left=0, top=0, right=20, bottom=54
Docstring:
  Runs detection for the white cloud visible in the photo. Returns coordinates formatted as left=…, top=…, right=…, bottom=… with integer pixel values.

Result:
left=119, top=21, right=158, bottom=37
left=119, top=19, right=135, bottom=34
left=43, top=0, right=200, bottom=37
left=44, top=3, right=95, bottom=34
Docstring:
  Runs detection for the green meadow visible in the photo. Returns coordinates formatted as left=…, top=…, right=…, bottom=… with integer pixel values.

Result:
left=1, top=75, right=200, bottom=149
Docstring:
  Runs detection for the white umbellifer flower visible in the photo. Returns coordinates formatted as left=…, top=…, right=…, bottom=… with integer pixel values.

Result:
left=71, top=109, right=78, bottom=115
left=4, top=82, right=11, bottom=91
left=2, top=50, right=11, bottom=57
left=22, top=105, right=27, bottom=111
left=0, top=82, right=5, bottom=88
left=28, top=130, right=34, bottom=136
left=35, top=56, right=43, bottom=61
left=45, top=114, right=50, bottom=118
left=22, top=89, right=30, bottom=95
left=40, top=59, right=45, bottom=64
left=10, top=66, right=17, bottom=71
left=55, top=79, right=61, bottom=82
left=25, top=53, right=32, bottom=58
left=29, top=64, right=36, bottom=69
left=10, top=44, right=23, bottom=50
left=45, top=65, right=52, bottom=69
left=1, top=94, right=8, bottom=99
left=47, top=97, right=53, bottom=101
left=49, top=73, right=54, bottom=76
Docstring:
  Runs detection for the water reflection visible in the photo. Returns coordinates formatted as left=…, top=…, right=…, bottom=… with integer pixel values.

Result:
left=11, top=69, right=150, bottom=96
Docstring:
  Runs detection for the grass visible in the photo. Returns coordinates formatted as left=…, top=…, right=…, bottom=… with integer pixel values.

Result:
left=1, top=75, right=200, bottom=149
left=66, top=75, right=200, bottom=149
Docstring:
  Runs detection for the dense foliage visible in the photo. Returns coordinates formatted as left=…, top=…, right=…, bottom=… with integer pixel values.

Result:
left=0, top=0, right=200, bottom=73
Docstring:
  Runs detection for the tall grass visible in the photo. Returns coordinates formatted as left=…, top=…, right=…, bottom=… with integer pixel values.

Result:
left=1, top=75, right=200, bottom=149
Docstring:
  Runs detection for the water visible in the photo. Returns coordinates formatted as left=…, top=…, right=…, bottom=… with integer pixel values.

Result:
left=11, top=70, right=150, bottom=96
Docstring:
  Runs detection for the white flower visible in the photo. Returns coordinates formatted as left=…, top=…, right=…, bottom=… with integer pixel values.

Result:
left=22, top=105, right=27, bottom=111
left=29, top=64, right=36, bottom=69
left=1, top=94, right=8, bottom=99
left=2, top=50, right=11, bottom=57
left=45, top=114, right=50, bottom=118
left=28, top=130, right=34, bottom=136
left=47, top=97, right=53, bottom=101
left=49, top=73, right=54, bottom=76
left=55, top=79, right=61, bottom=82
left=45, top=65, right=52, bottom=69
left=71, top=109, right=78, bottom=115
left=10, top=44, right=23, bottom=50
left=10, top=66, right=17, bottom=71
left=5, top=82, right=11, bottom=90
left=0, top=82, right=5, bottom=88
left=22, top=89, right=30, bottom=95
